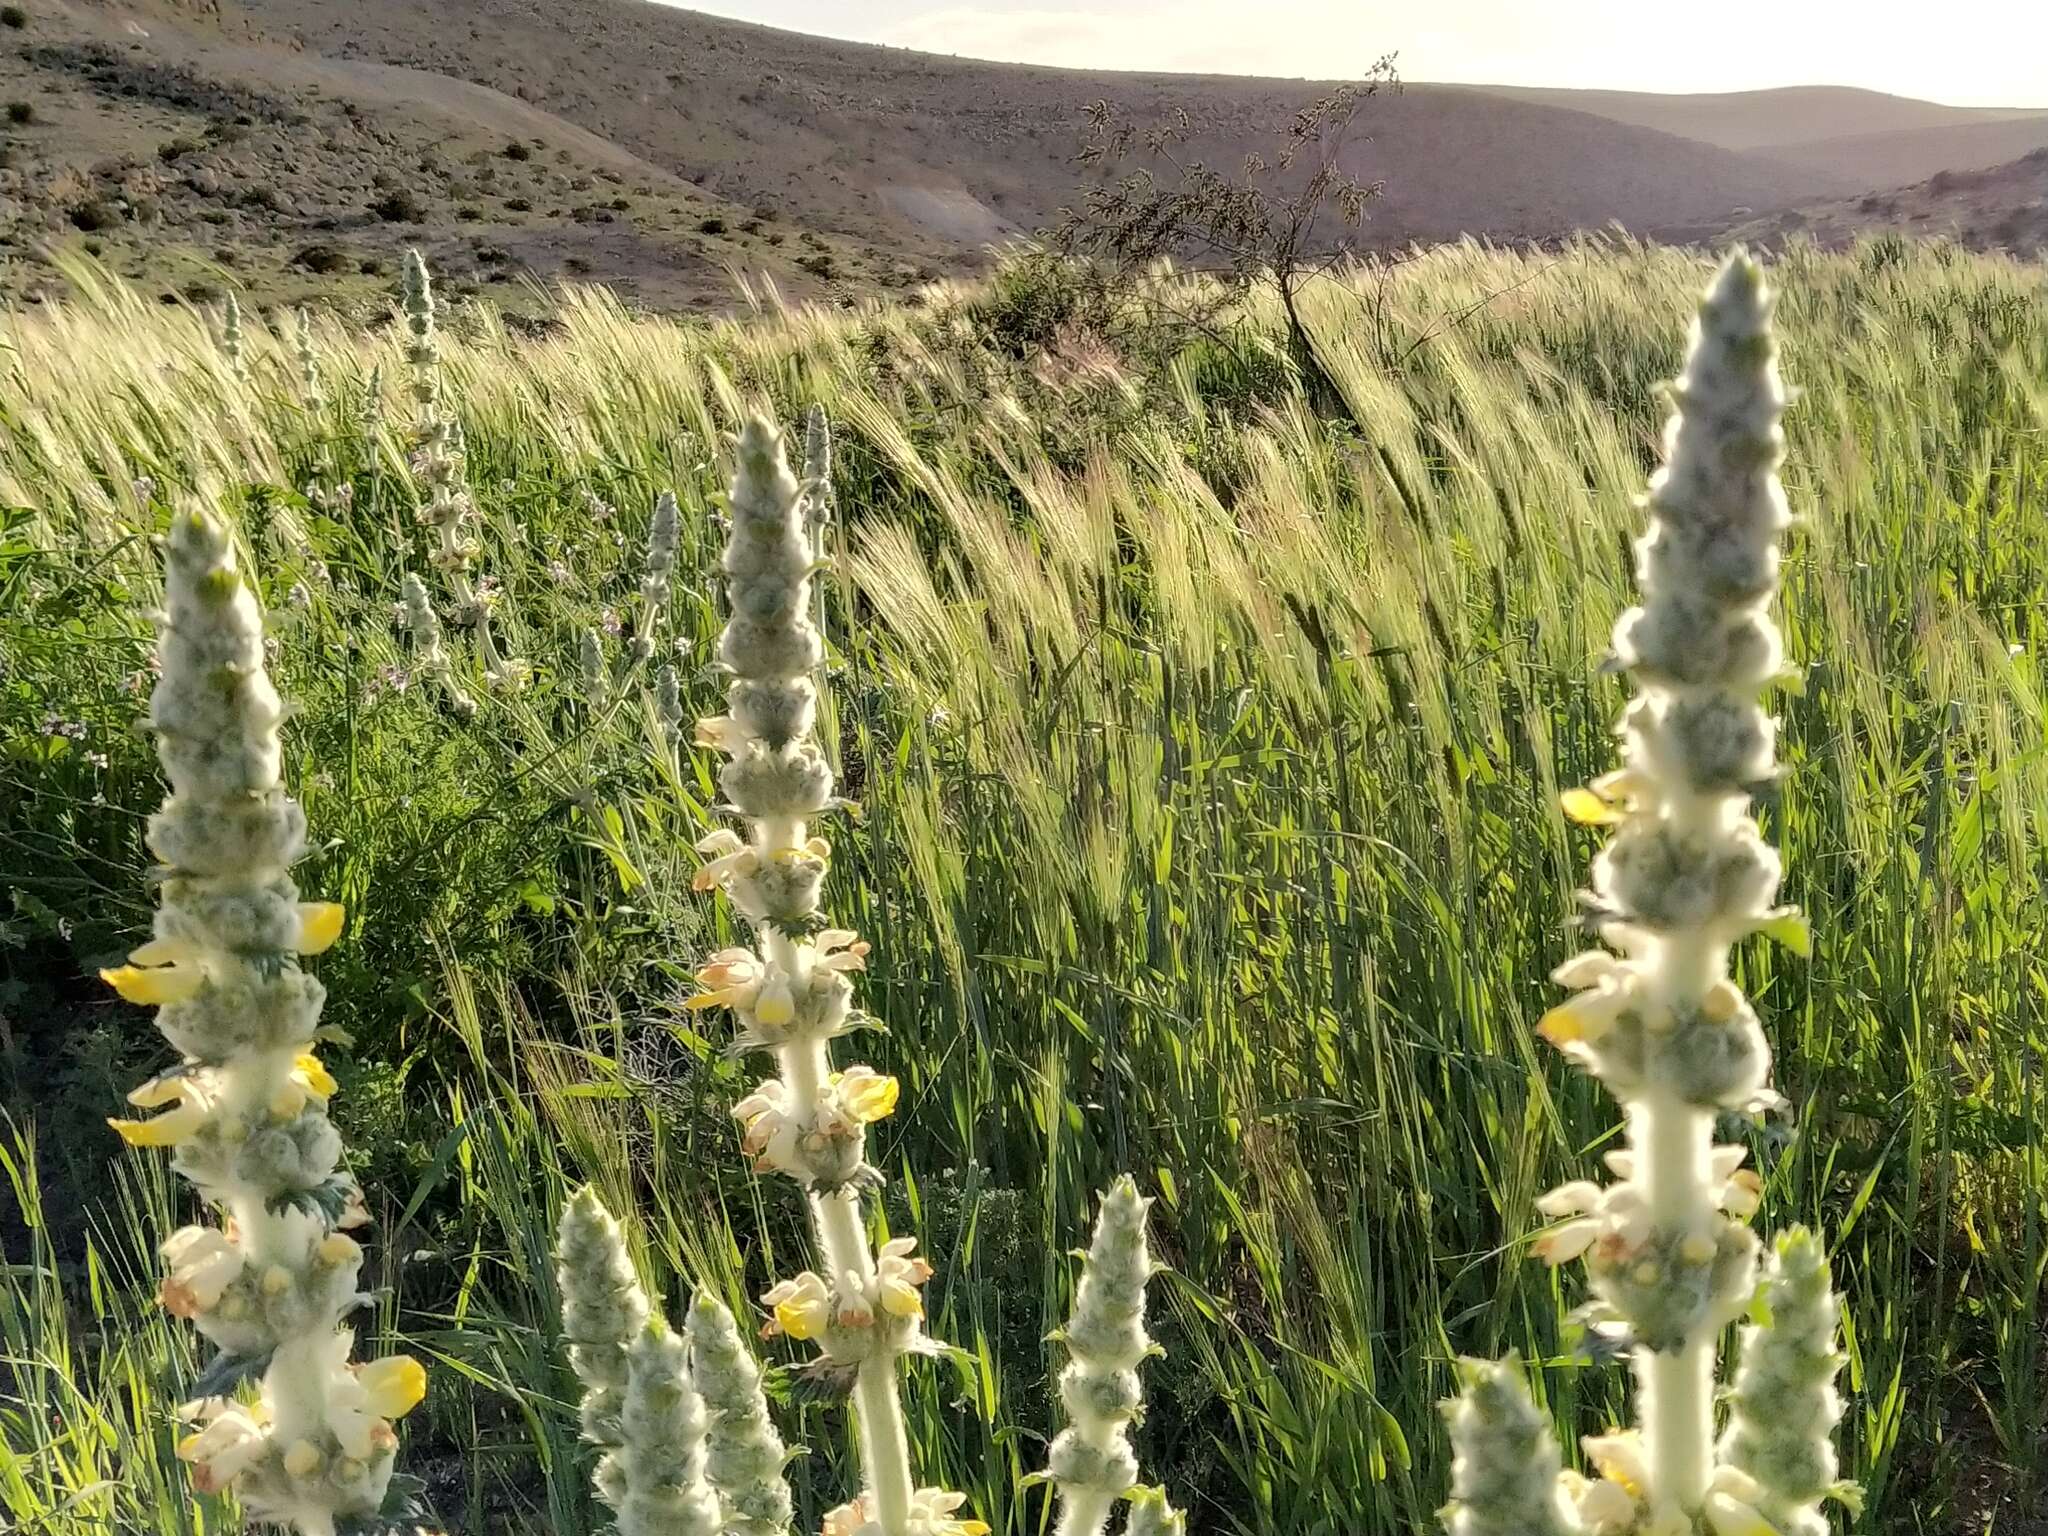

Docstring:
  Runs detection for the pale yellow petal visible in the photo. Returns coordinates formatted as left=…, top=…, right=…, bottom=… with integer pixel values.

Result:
left=294, top=902, right=347, bottom=955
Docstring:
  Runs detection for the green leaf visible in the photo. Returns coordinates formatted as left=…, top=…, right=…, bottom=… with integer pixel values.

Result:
left=189, top=1347, right=274, bottom=1400
left=1756, top=906, right=1811, bottom=958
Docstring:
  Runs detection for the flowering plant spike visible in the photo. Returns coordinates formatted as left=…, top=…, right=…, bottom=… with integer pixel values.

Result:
left=1438, top=252, right=1849, bottom=1536
left=689, top=414, right=956, bottom=1536
left=557, top=1186, right=654, bottom=1449
left=295, top=306, right=324, bottom=415
left=400, top=569, right=475, bottom=719
left=1044, top=1177, right=1177, bottom=1536
left=554, top=413, right=1177, bottom=1536
left=222, top=292, right=247, bottom=381
left=634, top=488, right=682, bottom=664
left=401, top=249, right=522, bottom=691
left=105, top=508, right=425, bottom=1534
left=686, top=1292, right=798, bottom=1536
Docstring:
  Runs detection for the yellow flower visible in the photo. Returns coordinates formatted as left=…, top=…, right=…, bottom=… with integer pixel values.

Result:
left=1536, top=983, right=1629, bottom=1048
left=693, top=829, right=759, bottom=892
left=1757, top=905, right=1813, bottom=958
left=127, top=936, right=196, bottom=967
left=833, top=1267, right=876, bottom=1329
left=296, top=1052, right=338, bottom=1097
left=1550, top=950, right=1622, bottom=989
left=1704, top=1469, right=1781, bottom=1536
left=761, top=1271, right=832, bottom=1341
left=295, top=901, right=347, bottom=955
left=357, top=1354, right=428, bottom=1419
left=732, top=1079, right=792, bottom=1162
left=1532, top=1218, right=1601, bottom=1266
left=1560, top=786, right=1625, bottom=826
left=108, top=1070, right=217, bottom=1147
left=1561, top=1470, right=1637, bottom=1533
left=814, top=929, right=871, bottom=973
left=1533, top=1181, right=1603, bottom=1219
left=270, top=1053, right=338, bottom=1119
left=158, top=1225, right=244, bottom=1318
left=1582, top=1431, right=1649, bottom=1499
left=831, top=1065, right=899, bottom=1124
left=876, top=1236, right=933, bottom=1319
left=101, top=962, right=205, bottom=1007
left=694, top=715, right=749, bottom=753
left=687, top=947, right=764, bottom=1012
left=907, top=1487, right=990, bottom=1536
left=822, top=1497, right=871, bottom=1536
left=754, top=973, right=796, bottom=1029
left=1721, top=1168, right=1763, bottom=1219
left=177, top=1404, right=267, bottom=1495
left=317, top=1232, right=364, bottom=1266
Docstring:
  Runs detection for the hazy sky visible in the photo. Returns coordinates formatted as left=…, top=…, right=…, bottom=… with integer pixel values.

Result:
left=660, top=0, right=2048, bottom=106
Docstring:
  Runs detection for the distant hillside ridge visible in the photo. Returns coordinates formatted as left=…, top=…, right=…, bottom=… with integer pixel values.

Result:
left=1472, top=83, right=2045, bottom=152
left=4, top=0, right=2039, bottom=309
left=207, top=0, right=1863, bottom=244
left=1726, top=146, right=2048, bottom=255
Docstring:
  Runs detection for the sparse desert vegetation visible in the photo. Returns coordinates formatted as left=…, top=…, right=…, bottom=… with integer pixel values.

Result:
left=5, top=0, right=2048, bottom=314
left=0, top=233, right=2043, bottom=1535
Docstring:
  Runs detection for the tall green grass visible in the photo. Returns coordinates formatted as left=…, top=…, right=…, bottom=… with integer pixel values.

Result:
left=1, top=236, right=2043, bottom=1533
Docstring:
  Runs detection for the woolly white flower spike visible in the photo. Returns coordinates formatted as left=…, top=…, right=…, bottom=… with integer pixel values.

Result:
left=402, top=251, right=472, bottom=606
left=359, top=361, right=384, bottom=436
left=582, top=627, right=611, bottom=708
left=658, top=664, right=687, bottom=745
left=402, top=248, right=520, bottom=687
left=295, top=306, right=324, bottom=415
left=107, top=507, right=425, bottom=1532
left=635, top=489, right=682, bottom=663
left=674, top=415, right=926, bottom=1536
left=601, top=1318, right=723, bottom=1536
left=556, top=1186, right=653, bottom=1448
left=1717, top=1227, right=1853, bottom=1536
left=686, top=1291, right=796, bottom=1536
left=1437, top=1355, right=1569, bottom=1536
left=1435, top=251, right=1828, bottom=1536
left=400, top=570, right=475, bottom=718
left=221, top=292, right=247, bottom=381
left=1045, top=1178, right=1162, bottom=1536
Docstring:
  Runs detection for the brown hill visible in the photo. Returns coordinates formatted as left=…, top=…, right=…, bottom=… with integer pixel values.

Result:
left=1760, top=116, right=2048, bottom=191
left=1, top=0, right=2008, bottom=311
left=1728, top=147, right=2048, bottom=254
left=222, top=0, right=1854, bottom=240
left=1473, top=84, right=2045, bottom=153
left=0, top=0, right=928, bottom=310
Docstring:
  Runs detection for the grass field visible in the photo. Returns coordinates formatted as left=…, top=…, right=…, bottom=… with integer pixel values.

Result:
left=1, top=236, right=2044, bottom=1535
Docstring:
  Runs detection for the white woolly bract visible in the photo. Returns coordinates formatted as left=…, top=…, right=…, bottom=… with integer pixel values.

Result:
left=1046, top=1177, right=1157, bottom=1536
left=686, top=1291, right=796, bottom=1535
left=556, top=1186, right=653, bottom=1448
left=1717, top=1227, right=1847, bottom=1536
left=602, top=1319, right=722, bottom=1536
left=1437, top=1357, right=1568, bottom=1536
